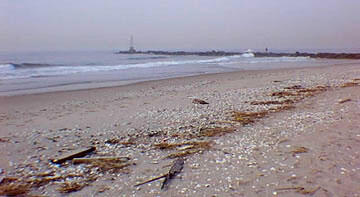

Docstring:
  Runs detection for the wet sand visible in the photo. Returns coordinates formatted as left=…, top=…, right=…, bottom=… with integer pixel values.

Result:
left=1, top=63, right=360, bottom=196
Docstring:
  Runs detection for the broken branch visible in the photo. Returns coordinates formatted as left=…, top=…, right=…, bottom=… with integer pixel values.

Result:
left=134, top=174, right=167, bottom=187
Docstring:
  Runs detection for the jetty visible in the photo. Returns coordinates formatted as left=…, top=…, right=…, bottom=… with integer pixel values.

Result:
left=116, top=49, right=360, bottom=59
left=116, top=37, right=360, bottom=59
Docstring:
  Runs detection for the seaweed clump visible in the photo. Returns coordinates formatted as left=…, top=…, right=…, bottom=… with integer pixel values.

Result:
left=72, top=157, right=133, bottom=172
left=341, top=82, right=359, bottom=88
left=270, top=91, right=297, bottom=97
left=57, top=181, right=88, bottom=193
left=269, top=105, right=295, bottom=112
left=0, top=172, right=96, bottom=196
left=198, top=127, right=235, bottom=137
left=154, top=141, right=212, bottom=150
left=154, top=141, right=212, bottom=159
left=290, top=146, right=309, bottom=156
left=0, top=181, right=30, bottom=196
left=250, top=99, right=294, bottom=105
left=270, top=85, right=328, bottom=100
left=232, top=111, right=268, bottom=125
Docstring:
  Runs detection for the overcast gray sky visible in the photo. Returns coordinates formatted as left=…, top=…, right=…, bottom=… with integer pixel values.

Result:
left=1, top=0, right=360, bottom=52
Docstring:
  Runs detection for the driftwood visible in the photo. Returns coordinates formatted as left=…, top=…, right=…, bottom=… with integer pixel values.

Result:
left=134, top=158, right=185, bottom=190
left=72, top=157, right=130, bottom=164
left=52, top=147, right=96, bottom=164
left=161, top=158, right=185, bottom=190
left=338, top=98, right=351, bottom=104
left=0, top=137, right=10, bottom=143
left=192, top=99, right=209, bottom=105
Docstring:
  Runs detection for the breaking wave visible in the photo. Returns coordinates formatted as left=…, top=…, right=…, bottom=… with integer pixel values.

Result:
left=0, top=55, right=311, bottom=80
left=0, top=64, right=14, bottom=71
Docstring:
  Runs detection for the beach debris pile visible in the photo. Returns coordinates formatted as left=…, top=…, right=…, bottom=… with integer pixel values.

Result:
left=0, top=145, right=134, bottom=196
left=0, top=171, right=97, bottom=196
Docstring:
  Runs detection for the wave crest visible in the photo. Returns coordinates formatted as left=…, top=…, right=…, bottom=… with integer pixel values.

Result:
left=0, top=55, right=311, bottom=80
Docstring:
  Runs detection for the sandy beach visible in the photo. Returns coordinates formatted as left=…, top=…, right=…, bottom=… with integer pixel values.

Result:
left=1, top=62, right=360, bottom=196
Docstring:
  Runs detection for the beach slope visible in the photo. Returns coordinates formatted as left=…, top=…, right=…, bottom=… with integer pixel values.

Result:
left=1, top=63, right=360, bottom=196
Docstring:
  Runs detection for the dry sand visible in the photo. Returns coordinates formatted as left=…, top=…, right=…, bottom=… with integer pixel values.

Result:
left=0, top=63, right=360, bottom=196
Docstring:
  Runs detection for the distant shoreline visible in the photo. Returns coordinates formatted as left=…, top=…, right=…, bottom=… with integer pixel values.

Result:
left=116, top=50, right=360, bottom=59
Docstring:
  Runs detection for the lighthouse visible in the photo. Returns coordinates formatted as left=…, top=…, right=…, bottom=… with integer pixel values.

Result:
left=129, top=35, right=136, bottom=53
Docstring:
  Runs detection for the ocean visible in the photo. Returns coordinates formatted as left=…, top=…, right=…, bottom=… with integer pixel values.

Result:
left=0, top=50, right=354, bottom=96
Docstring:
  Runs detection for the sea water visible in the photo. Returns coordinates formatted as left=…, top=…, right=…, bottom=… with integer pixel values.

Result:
left=0, top=50, right=354, bottom=95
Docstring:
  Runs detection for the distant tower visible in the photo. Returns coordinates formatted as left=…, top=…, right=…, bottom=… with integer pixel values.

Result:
left=129, top=35, right=136, bottom=53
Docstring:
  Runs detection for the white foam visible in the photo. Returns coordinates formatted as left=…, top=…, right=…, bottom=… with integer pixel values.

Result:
left=0, top=64, right=14, bottom=71
left=0, top=60, right=199, bottom=80
left=241, top=53, right=255, bottom=58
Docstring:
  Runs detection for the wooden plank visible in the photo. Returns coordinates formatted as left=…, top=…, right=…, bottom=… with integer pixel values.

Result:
left=51, top=147, right=96, bottom=164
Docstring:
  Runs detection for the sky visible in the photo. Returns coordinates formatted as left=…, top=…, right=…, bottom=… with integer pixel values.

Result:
left=1, top=0, right=360, bottom=52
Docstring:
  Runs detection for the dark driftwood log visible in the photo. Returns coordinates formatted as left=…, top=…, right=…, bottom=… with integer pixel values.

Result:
left=338, top=98, right=351, bottom=104
left=52, top=147, right=96, bottom=164
left=134, top=158, right=185, bottom=189
left=192, top=99, right=209, bottom=105
left=161, top=158, right=185, bottom=190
